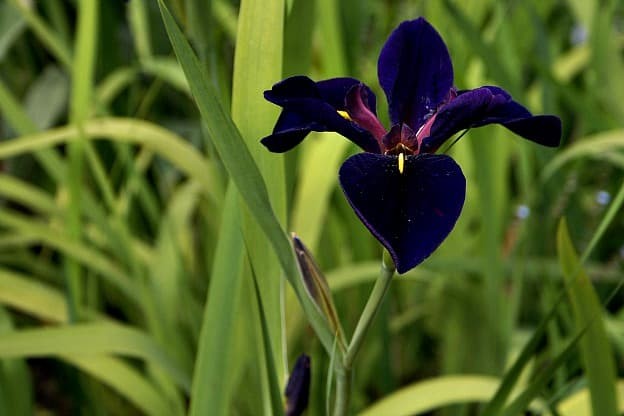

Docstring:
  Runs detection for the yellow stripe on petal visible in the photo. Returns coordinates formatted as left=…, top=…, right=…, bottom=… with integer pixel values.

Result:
left=398, top=152, right=405, bottom=174
left=337, top=110, right=352, bottom=121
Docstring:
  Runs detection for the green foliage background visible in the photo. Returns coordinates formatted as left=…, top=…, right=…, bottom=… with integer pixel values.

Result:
left=0, top=0, right=623, bottom=415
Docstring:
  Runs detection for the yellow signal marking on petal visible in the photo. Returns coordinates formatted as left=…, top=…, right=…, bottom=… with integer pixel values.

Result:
left=398, top=152, right=405, bottom=174
left=337, top=110, right=352, bottom=121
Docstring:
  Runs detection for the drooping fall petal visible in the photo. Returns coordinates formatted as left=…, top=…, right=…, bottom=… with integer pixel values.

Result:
left=420, top=86, right=562, bottom=152
left=262, top=75, right=381, bottom=153
left=339, top=153, right=466, bottom=273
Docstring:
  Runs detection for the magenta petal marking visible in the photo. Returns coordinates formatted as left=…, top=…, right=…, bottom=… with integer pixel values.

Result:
left=345, top=84, right=387, bottom=142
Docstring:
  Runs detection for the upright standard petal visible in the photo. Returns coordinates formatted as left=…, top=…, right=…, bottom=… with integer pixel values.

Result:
left=378, top=18, right=454, bottom=130
left=420, top=86, right=561, bottom=152
left=262, top=76, right=381, bottom=153
left=339, top=153, right=465, bottom=273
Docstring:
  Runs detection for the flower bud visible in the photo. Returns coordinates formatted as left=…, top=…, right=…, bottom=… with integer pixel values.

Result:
left=292, top=234, right=343, bottom=339
left=285, top=354, right=311, bottom=416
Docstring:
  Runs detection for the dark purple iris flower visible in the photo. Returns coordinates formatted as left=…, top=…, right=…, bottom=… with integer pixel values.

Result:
left=261, top=18, right=561, bottom=274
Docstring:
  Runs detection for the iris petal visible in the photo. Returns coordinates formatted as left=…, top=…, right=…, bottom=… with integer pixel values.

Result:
left=260, top=110, right=321, bottom=152
left=262, top=76, right=381, bottom=153
left=317, top=78, right=377, bottom=113
left=421, top=86, right=561, bottom=152
left=378, top=18, right=454, bottom=130
left=264, top=75, right=319, bottom=105
left=339, top=153, right=465, bottom=273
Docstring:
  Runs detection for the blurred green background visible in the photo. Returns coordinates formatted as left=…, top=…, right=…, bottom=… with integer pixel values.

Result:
left=0, top=0, right=623, bottom=415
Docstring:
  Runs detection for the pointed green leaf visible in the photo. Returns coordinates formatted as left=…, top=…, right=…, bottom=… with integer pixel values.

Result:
left=360, top=376, right=502, bottom=416
left=66, top=355, right=174, bottom=416
left=231, top=0, right=287, bottom=386
left=481, top=296, right=562, bottom=416
left=0, top=322, right=190, bottom=393
left=557, top=218, right=619, bottom=416
left=0, top=1, right=25, bottom=61
left=189, top=187, right=245, bottom=416
left=251, top=269, right=285, bottom=416
left=501, top=326, right=587, bottom=416
left=0, top=268, right=68, bottom=323
left=156, top=0, right=334, bottom=352
left=557, top=381, right=624, bottom=415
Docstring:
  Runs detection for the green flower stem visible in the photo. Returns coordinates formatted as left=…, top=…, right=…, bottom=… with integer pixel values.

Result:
left=333, top=250, right=395, bottom=415
left=332, top=366, right=351, bottom=416
left=344, top=251, right=395, bottom=369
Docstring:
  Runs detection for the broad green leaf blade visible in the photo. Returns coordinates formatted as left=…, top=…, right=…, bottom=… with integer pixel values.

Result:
left=0, top=174, right=59, bottom=215
left=557, top=218, right=619, bottom=416
left=0, top=118, right=220, bottom=206
left=185, top=0, right=213, bottom=61
left=155, top=0, right=284, bottom=249
left=284, top=0, right=347, bottom=360
left=149, top=181, right=202, bottom=330
left=0, top=77, right=39, bottom=135
left=213, top=0, right=238, bottom=40
left=580, top=180, right=624, bottom=263
left=189, top=187, right=245, bottom=416
left=0, top=209, right=138, bottom=303
left=553, top=44, right=590, bottom=83
left=251, top=270, right=285, bottom=416
left=139, top=181, right=201, bottom=373
left=541, top=130, right=624, bottom=181
left=65, top=0, right=99, bottom=320
left=565, top=0, right=596, bottom=30
left=7, top=0, right=72, bottom=68
left=0, top=308, right=33, bottom=416
left=0, top=1, right=25, bottom=61
left=231, top=0, right=287, bottom=385
left=442, top=0, right=515, bottom=92
left=557, top=381, right=624, bottom=415
left=501, top=326, right=588, bottom=416
left=156, top=0, right=334, bottom=352
left=0, top=76, right=65, bottom=182
left=292, top=136, right=348, bottom=251
left=0, top=268, right=68, bottom=323
left=24, top=66, right=68, bottom=130
left=283, top=0, right=316, bottom=76
left=0, top=322, right=190, bottom=393
left=95, top=66, right=139, bottom=105
left=127, top=0, right=152, bottom=59
left=360, top=376, right=500, bottom=416
left=317, top=0, right=347, bottom=75
left=481, top=293, right=564, bottom=416
left=463, top=129, right=512, bottom=375
left=66, top=355, right=174, bottom=416
left=70, top=0, right=98, bottom=123
left=590, top=2, right=624, bottom=121
left=140, top=57, right=190, bottom=94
